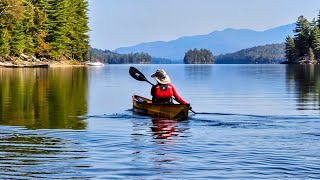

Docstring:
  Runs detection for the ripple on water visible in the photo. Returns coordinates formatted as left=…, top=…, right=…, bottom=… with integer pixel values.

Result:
left=0, top=127, right=92, bottom=179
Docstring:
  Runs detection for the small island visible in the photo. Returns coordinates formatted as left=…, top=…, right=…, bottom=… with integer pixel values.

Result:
left=184, top=48, right=214, bottom=64
left=284, top=13, right=320, bottom=64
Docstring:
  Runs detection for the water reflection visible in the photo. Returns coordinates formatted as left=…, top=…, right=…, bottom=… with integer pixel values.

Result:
left=286, top=65, right=320, bottom=111
left=151, top=119, right=179, bottom=140
left=0, top=131, right=91, bottom=179
left=130, top=118, right=190, bottom=178
left=0, top=68, right=88, bottom=129
left=184, top=65, right=213, bottom=80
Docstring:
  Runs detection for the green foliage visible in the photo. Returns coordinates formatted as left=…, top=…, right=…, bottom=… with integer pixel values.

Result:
left=89, top=48, right=152, bottom=64
left=309, top=47, right=315, bottom=61
left=0, top=0, right=89, bottom=61
left=184, top=48, right=214, bottom=64
left=294, top=16, right=311, bottom=57
left=311, top=19, right=320, bottom=60
left=10, top=23, right=25, bottom=56
left=285, top=13, right=320, bottom=64
left=0, top=29, right=10, bottom=56
left=0, top=68, right=88, bottom=129
left=216, top=44, right=286, bottom=64
left=285, top=36, right=297, bottom=63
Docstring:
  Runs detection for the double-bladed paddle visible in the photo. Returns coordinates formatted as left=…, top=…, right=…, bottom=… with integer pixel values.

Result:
left=129, top=66, right=197, bottom=114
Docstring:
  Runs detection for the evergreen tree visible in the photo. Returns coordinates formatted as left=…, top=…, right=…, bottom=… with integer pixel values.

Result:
left=45, top=0, right=69, bottom=59
left=21, top=0, right=36, bottom=55
left=294, top=16, right=311, bottom=57
left=10, top=22, right=25, bottom=56
left=0, top=0, right=89, bottom=61
left=311, top=19, right=320, bottom=60
left=0, top=29, right=10, bottom=57
left=33, top=0, right=50, bottom=57
left=285, top=36, right=297, bottom=62
left=308, top=47, right=315, bottom=61
left=65, top=0, right=89, bottom=61
left=0, top=0, right=24, bottom=57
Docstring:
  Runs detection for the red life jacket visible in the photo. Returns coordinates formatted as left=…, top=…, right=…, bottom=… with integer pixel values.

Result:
left=151, top=83, right=188, bottom=104
left=153, top=84, right=173, bottom=99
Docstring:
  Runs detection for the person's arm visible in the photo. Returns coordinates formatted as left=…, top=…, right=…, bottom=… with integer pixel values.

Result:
left=172, top=86, right=188, bottom=104
left=151, top=85, right=155, bottom=96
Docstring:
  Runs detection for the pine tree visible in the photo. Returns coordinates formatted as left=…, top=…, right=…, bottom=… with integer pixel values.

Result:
left=65, top=0, right=89, bottom=61
left=10, top=22, right=25, bottom=56
left=33, top=0, right=50, bottom=57
left=309, top=47, right=315, bottom=62
left=311, top=19, right=320, bottom=60
left=45, top=0, right=69, bottom=59
left=285, top=36, right=297, bottom=62
left=0, top=29, right=10, bottom=57
left=294, top=16, right=311, bottom=57
left=0, top=0, right=24, bottom=57
left=21, top=0, right=36, bottom=55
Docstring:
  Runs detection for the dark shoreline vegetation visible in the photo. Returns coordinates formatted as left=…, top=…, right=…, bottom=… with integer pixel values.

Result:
left=284, top=12, right=320, bottom=64
left=0, top=0, right=90, bottom=65
left=89, top=48, right=151, bottom=64
left=216, top=44, right=286, bottom=64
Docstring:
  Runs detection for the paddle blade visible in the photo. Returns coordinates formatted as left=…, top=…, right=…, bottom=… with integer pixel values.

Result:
left=129, top=67, right=148, bottom=81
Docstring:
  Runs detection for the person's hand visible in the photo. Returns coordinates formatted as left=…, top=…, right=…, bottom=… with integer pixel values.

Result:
left=189, top=106, right=192, bottom=110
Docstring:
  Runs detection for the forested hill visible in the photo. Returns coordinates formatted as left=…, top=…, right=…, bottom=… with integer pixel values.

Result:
left=115, top=24, right=295, bottom=60
left=0, top=0, right=89, bottom=61
left=89, top=48, right=152, bottom=64
left=215, top=44, right=285, bottom=64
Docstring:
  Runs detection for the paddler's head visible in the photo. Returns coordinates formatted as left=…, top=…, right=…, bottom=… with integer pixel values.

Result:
left=151, top=69, right=171, bottom=84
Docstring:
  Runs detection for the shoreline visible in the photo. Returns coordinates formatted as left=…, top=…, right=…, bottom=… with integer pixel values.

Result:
left=0, top=60, right=87, bottom=68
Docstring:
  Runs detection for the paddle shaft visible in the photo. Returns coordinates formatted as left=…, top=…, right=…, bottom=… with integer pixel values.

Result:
left=190, top=109, right=197, bottom=114
left=145, top=79, right=154, bottom=86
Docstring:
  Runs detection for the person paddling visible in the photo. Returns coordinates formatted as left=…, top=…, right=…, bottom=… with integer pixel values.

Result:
left=150, top=69, right=192, bottom=109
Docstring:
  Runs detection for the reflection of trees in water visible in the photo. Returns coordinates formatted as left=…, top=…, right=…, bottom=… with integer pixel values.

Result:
left=0, top=68, right=88, bottom=129
left=184, top=65, right=213, bottom=80
left=286, top=65, right=320, bottom=110
left=0, top=133, right=91, bottom=179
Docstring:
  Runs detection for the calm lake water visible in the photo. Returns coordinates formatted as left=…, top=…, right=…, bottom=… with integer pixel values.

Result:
left=0, top=65, right=320, bottom=179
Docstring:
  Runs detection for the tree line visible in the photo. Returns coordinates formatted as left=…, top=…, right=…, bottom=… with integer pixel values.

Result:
left=285, top=12, right=320, bottom=64
left=216, top=44, right=286, bottom=64
left=0, top=0, right=89, bottom=61
left=89, top=48, right=152, bottom=64
left=184, top=48, right=214, bottom=64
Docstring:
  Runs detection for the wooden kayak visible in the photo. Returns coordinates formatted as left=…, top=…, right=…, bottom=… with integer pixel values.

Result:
left=132, top=95, right=190, bottom=119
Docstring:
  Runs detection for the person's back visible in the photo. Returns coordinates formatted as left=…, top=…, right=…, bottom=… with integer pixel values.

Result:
left=150, top=69, right=188, bottom=105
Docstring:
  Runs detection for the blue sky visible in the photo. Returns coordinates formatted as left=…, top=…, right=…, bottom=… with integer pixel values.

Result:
left=88, top=0, right=320, bottom=50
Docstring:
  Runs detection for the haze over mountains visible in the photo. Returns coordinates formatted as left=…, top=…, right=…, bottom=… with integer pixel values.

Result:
left=115, top=23, right=295, bottom=60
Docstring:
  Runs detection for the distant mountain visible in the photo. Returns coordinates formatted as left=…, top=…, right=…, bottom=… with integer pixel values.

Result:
left=215, top=43, right=286, bottom=64
left=115, top=24, right=295, bottom=60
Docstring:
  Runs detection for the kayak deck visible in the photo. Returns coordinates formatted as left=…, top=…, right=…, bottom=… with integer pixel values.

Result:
left=132, top=95, right=189, bottom=120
